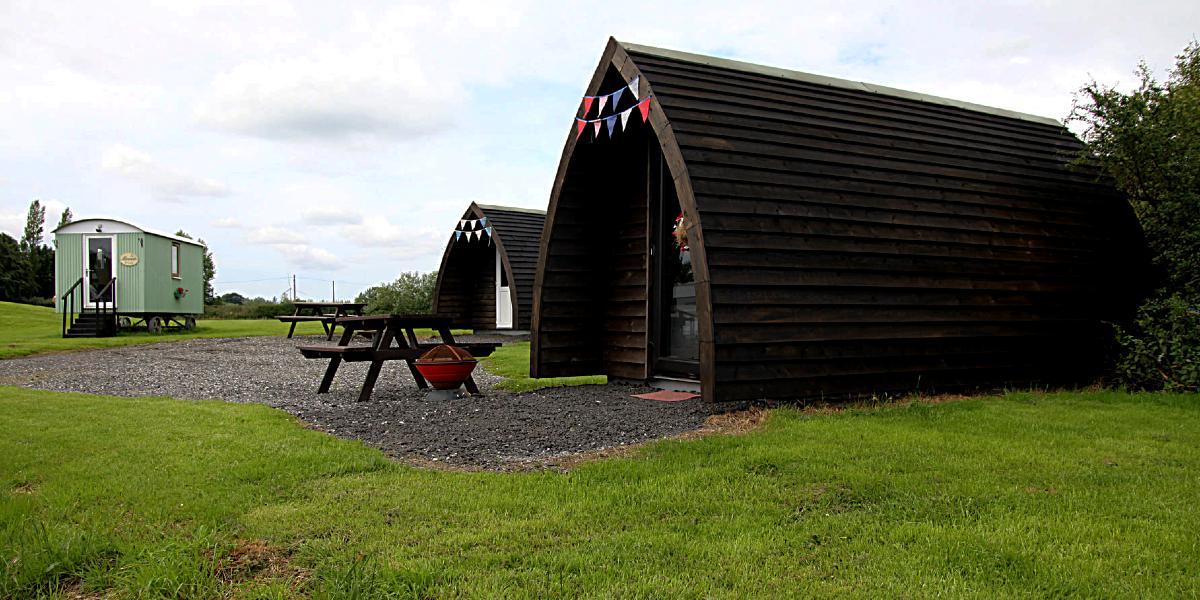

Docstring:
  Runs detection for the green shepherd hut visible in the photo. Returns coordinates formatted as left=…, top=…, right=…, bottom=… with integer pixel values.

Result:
left=54, top=218, right=205, bottom=336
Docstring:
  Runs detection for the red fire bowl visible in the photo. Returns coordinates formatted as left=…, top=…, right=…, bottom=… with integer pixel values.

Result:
left=413, top=359, right=478, bottom=390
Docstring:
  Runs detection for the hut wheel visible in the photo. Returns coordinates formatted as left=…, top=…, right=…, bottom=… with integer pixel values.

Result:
left=118, top=316, right=132, bottom=330
left=147, top=316, right=162, bottom=334
left=184, top=316, right=196, bottom=330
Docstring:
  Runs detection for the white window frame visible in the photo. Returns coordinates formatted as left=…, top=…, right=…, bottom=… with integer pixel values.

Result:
left=171, top=242, right=181, bottom=279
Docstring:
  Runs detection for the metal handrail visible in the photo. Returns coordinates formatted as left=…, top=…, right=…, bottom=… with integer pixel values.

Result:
left=95, top=277, right=117, bottom=335
left=61, top=277, right=83, bottom=337
left=60, top=276, right=118, bottom=337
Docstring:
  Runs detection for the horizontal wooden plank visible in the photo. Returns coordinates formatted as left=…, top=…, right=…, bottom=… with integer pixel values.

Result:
left=711, top=319, right=1091, bottom=345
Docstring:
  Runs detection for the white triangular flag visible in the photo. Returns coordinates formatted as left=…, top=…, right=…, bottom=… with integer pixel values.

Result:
left=473, top=230, right=481, bottom=241
left=459, top=219, right=467, bottom=229
left=628, top=76, right=640, bottom=100
left=598, top=95, right=608, bottom=114
left=593, top=120, right=601, bottom=136
left=620, top=107, right=633, bottom=130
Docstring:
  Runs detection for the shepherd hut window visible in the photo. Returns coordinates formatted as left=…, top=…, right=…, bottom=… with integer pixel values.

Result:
left=171, top=242, right=181, bottom=278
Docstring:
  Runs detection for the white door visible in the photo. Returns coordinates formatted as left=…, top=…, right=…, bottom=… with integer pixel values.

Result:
left=495, top=249, right=513, bottom=329
left=83, top=235, right=116, bottom=309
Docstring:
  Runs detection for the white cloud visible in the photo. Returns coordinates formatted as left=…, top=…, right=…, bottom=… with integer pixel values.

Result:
left=210, top=217, right=245, bottom=229
left=301, top=206, right=363, bottom=226
left=276, top=244, right=339, bottom=270
left=337, top=215, right=445, bottom=256
left=100, top=145, right=231, bottom=201
left=194, top=46, right=460, bottom=141
left=0, top=209, right=23, bottom=239
left=246, top=225, right=305, bottom=245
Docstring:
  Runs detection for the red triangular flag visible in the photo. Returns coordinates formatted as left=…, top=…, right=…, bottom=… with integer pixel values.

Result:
left=582, top=97, right=594, bottom=116
left=637, top=97, right=651, bottom=121
left=575, top=119, right=586, bottom=140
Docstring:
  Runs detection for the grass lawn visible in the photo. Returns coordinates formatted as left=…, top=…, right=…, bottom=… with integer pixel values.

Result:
left=0, top=302, right=467, bottom=360
left=1, top=386, right=1197, bottom=597
left=480, top=342, right=606, bottom=391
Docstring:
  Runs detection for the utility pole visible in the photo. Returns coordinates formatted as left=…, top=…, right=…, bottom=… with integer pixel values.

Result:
left=331, top=281, right=336, bottom=302
left=292, top=274, right=297, bottom=301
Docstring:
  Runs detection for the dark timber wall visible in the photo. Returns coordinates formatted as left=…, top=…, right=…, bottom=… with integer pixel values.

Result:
left=532, top=38, right=1148, bottom=403
left=432, top=203, right=545, bottom=330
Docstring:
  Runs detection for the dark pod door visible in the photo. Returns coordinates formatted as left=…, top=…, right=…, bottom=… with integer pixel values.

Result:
left=649, top=151, right=700, bottom=379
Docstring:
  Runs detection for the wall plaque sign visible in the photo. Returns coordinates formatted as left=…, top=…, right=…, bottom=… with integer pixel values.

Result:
left=119, top=252, right=139, bottom=267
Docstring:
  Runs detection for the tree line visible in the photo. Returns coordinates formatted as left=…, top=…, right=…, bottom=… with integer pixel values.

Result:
left=0, top=201, right=71, bottom=304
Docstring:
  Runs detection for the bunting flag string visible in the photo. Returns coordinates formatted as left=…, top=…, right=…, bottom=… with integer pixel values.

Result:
left=574, top=96, right=654, bottom=141
left=452, top=224, right=496, bottom=243
left=579, top=76, right=640, bottom=117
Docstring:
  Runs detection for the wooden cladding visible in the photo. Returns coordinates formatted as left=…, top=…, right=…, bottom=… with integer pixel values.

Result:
left=432, top=203, right=545, bottom=330
left=531, top=39, right=1147, bottom=402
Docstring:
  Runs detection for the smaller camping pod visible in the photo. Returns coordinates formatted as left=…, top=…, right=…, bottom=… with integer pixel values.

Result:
left=432, top=203, right=546, bottom=331
left=54, top=218, right=205, bottom=334
left=531, top=39, right=1149, bottom=403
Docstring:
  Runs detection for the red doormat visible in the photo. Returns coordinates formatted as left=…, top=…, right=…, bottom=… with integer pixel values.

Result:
left=632, top=390, right=700, bottom=402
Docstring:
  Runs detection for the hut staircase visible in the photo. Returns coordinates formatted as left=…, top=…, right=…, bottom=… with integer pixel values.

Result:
left=61, top=277, right=118, bottom=338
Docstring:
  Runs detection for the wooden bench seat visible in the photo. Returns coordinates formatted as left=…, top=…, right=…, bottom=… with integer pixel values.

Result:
left=277, top=315, right=335, bottom=322
left=296, top=342, right=499, bottom=362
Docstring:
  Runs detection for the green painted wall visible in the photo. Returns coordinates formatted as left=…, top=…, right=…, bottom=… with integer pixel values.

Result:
left=54, top=231, right=203, bottom=316
left=143, top=235, right=203, bottom=314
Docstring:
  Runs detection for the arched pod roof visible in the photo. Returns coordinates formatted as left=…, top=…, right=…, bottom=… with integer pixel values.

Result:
left=532, top=39, right=1146, bottom=403
left=432, top=203, right=545, bottom=330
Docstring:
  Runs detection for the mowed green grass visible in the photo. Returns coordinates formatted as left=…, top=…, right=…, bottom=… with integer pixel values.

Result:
left=2, top=386, right=1197, bottom=598
left=481, top=342, right=606, bottom=391
left=0, top=302, right=466, bottom=360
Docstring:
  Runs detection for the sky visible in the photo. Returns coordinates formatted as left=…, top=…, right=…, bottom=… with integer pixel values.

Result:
left=2, top=0, right=1196, bottom=301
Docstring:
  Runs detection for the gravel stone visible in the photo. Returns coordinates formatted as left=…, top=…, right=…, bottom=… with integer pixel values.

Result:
left=0, top=335, right=709, bottom=469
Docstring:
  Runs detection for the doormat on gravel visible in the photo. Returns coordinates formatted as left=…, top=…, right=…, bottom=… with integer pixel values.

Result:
left=632, top=390, right=700, bottom=402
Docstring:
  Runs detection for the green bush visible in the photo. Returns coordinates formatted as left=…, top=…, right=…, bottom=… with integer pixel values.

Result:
left=1113, top=296, right=1200, bottom=392
left=355, top=271, right=437, bottom=315
left=1071, top=42, right=1200, bottom=390
left=203, top=300, right=295, bottom=320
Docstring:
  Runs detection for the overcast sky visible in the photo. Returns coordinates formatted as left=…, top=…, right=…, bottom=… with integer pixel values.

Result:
left=2, top=0, right=1196, bottom=300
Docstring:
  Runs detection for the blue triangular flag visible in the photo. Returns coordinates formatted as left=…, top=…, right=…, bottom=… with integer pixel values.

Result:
left=479, top=217, right=487, bottom=227
left=605, top=114, right=618, bottom=136
left=454, top=231, right=462, bottom=241
left=485, top=226, right=493, bottom=236
left=611, top=87, right=624, bottom=107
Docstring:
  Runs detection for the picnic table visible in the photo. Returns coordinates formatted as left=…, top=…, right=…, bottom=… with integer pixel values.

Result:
left=278, top=301, right=366, bottom=341
left=295, top=314, right=498, bottom=402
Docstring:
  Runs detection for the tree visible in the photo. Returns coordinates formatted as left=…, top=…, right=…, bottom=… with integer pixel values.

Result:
left=219, top=291, right=247, bottom=305
left=355, top=271, right=438, bottom=315
left=1069, top=41, right=1200, bottom=391
left=56, top=207, right=73, bottom=230
left=0, top=234, right=34, bottom=301
left=20, top=200, right=45, bottom=252
left=15, top=200, right=53, bottom=300
left=175, top=230, right=217, bottom=303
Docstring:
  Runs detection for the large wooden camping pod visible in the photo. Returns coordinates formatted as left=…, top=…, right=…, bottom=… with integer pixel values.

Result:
left=530, top=38, right=1147, bottom=404
left=432, top=203, right=546, bottom=331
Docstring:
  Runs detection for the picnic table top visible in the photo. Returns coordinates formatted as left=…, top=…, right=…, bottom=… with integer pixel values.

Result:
left=335, top=313, right=455, bottom=328
left=292, top=301, right=366, bottom=308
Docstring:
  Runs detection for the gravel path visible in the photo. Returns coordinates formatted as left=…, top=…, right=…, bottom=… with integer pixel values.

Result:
left=0, top=336, right=709, bottom=470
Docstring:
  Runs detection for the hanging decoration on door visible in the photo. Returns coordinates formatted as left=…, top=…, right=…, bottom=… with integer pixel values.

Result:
left=672, top=212, right=690, bottom=252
